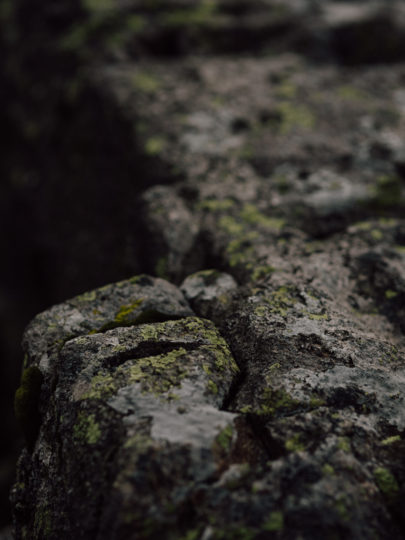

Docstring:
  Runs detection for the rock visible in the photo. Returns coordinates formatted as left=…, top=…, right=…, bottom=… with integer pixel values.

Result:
left=8, top=0, right=405, bottom=539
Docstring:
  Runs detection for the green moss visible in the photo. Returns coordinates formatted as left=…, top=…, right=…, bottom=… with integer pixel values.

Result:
left=132, top=72, right=160, bottom=94
left=73, top=413, right=101, bottom=445
left=385, top=289, right=398, bottom=300
left=14, top=366, right=43, bottom=450
left=381, top=435, right=401, bottom=446
left=373, top=467, right=399, bottom=499
left=285, top=434, right=305, bottom=452
left=263, top=511, right=284, bottom=532
left=145, top=136, right=167, bottom=155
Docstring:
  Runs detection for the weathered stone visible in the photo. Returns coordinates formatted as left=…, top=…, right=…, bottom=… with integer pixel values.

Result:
left=9, top=0, right=405, bottom=539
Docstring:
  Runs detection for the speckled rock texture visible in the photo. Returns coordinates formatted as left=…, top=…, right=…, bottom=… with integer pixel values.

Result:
left=11, top=0, right=405, bottom=538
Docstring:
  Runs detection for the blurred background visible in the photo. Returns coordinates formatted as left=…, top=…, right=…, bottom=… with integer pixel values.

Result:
left=2, top=0, right=405, bottom=533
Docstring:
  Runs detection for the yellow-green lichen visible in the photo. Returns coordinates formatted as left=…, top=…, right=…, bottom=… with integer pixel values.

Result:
left=226, top=234, right=258, bottom=268
left=381, top=435, right=401, bottom=446
left=370, top=229, right=383, bottom=241
left=275, top=80, right=297, bottom=99
left=337, top=437, right=351, bottom=452
left=132, top=72, right=160, bottom=94
left=160, top=0, right=217, bottom=26
left=385, top=289, right=398, bottom=300
left=118, top=348, right=189, bottom=395
left=309, top=394, right=326, bottom=408
left=73, top=413, right=101, bottom=445
left=145, top=136, right=167, bottom=155
left=248, top=387, right=300, bottom=417
left=263, top=511, right=284, bottom=532
left=305, top=311, right=329, bottom=321
left=285, top=434, right=305, bottom=453
left=275, top=102, right=315, bottom=135
left=114, top=299, right=144, bottom=323
left=251, top=265, right=276, bottom=281
left=74, top=289, right=97, bottom=303
left=215, top=424, right=234, bottom=452
left=322, top=464, right=335, bottom=476
left=219, top=215, right=244, bottom=236
left=240, top=204, right=285, bottom=231
left=337, top=85, right=368, bottom=101
left=266, top=286, right=297, bottom=317
left=373, top=467, right=399, bottom=499
left=197, top=198, right=235, bottom=212
left=354, top=221, right=373, bottom=231
left=207, top=379, right=219, bottom=394
left=81, top=373, right=116, bottom=401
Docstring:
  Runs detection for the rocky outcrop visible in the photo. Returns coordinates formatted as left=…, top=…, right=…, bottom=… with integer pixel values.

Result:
left=9, top=0, right=405, bottom=538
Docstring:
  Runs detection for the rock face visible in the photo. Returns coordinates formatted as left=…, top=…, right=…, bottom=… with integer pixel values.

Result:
left=10, top=0, right=405, bottom=538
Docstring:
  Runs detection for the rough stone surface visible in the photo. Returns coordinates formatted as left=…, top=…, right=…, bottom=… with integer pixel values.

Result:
left=10, top=0, right=405, bottom=538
